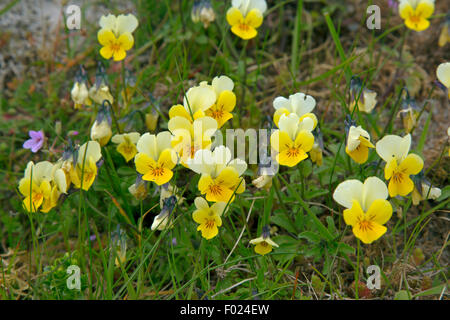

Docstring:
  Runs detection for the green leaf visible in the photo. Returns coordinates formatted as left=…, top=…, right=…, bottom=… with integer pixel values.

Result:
left=394, top=290, right=412, bottom=300
left=270, top=212, right=297, bottom=234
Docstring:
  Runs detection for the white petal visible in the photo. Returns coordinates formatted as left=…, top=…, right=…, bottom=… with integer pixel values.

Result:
left=211, top=202, right=228, bottom=216
left=278, top=113, right=300, bottom=141
left=250, top=0, right=268, bottom=14
left=116, top=14, right=138, bottom=35
left=127, top=132, right=141, bottom=144
left=347, top=126, right=370, bottom=152
left=333, top=179, right=364, bottom=209
left=111, top=134, right=125, bottom=144
left=290, top=92, right=316, bottom=116
left=169, top=116, right=193, bottom=135
left=32, top=161, right=54, bottom=183
left=362, top=177, right=388, bottom=211
left=376, top=134, right=411, bottom=163
left=228, top=158, right=247, bottom=176
left=273, top=96, right=290, bottom=111
left=194, top=117, right=218, bottom=138
left=436, top=62, right=450, bottom=88
left=187, top=149, right=214, bottom=175
left=156, top=131, right=173, bottom=155
left=297, top=116, right=315, bottom=133
left=78, top=141, right=102, bottom=164
left=213, top=145, right=232, bottom=166
left=184, top=85, right=216, bottom=114
left=362, top=90, right=377, bottom=113
left=54, top=169, right=67, bottom=193
left=137, top=133, right=158, bottom=159
left=194, top=197, right=209, bottom=210
left=99, top=14, right=117, bottom=30
left=212, top=75, right=234, bottom=95
left=249, top=236, right=265, bottom=245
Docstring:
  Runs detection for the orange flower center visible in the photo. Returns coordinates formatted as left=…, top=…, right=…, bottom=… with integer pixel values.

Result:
left=238, top=23, right=250, bottom=32
left=151, top=166, right=165, bottom=177
left=208, top=183, right=222, bottom=196
left=204, top=219, right=215, bottom=229
left=286, top=147, right=300, bottom=158
left=109, top=40, right=122, bottom=53
left=211, top=108, right=224, bottom=120
left=33, top=192, right=43, bottom=203
left=358, top=220, right=374, bottom=232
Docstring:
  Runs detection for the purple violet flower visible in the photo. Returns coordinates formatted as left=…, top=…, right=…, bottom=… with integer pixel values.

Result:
left=388, top=0, right=399, bottom=10
left=23, top=130, right=45, bottom=153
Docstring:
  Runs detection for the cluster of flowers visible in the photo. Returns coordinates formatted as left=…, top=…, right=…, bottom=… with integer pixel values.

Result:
left=18, top=1, right=450, bottom=258
left=18, top=141, right=102, bottom=213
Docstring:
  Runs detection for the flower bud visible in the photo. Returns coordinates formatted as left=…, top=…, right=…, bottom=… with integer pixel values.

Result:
left=192, top=0, right=216, bottom=29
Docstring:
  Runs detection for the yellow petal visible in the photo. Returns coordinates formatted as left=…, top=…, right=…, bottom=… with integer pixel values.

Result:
left=158, top=149, right=177, bottom=170
left=415, top=1, right=434, bottom=19
left=388, top=175, right=414, bottom=197
left=399, top=153, right=423, bottom=175
left=254, top=241, right=273, bottom=255
left=343, top=200, right=364, bottom=227
left=366, top=199, right=392, bottom=225
left=117, top=32, right=134, bottom=50
left=294, top=130, right=314, bottom=153
left=226, top=7, right=243, bottom=26
left=100, top=46, right=113, bottom=60
left=346, top=145, right=369, bottom=164
left=353, top=222, right=387, bottom=244
left=244, top=9, right=263, bottom=29
left=384, top=158, right=397, bottom=180
left=117, top=141, right=137, bottom=162
left=113, top=48, right=127, bottom=61
left=135, top=153, right=157, bottom=175
left=231, top=24, right=257, bottom=40
left=169, top=104, right=192, bottom=121
left=405, top=16, right=430, bottom=32
left=98, top=29, right=116, bottom=46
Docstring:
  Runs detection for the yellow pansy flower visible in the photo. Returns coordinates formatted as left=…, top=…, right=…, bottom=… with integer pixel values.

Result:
left=192, top=197, right=227, bottom=240
left=152, top=193, right=178, bottom=231
left=90, top=117, right=112, bottom=147
left=345, top=126, right=375, bottom=164
left=350, top=78, right=377, bottom=113
left=71, top=81, right=91, bottom=110
left=438, top=16, right=450, bottom=47
left=310, top=142, right=323, bottom=166
left=128, top=175, right=148, bottom=200
left=135, top=132, right=177, bottom=186
left=376, top=134, right=423, bottom=197
left=191, top=0, right=216, bottom=29
left=226, top=0, right=267, bottom=40
left=72, top=141, right=102, bottom=191
left=41, top=166, right=68, bottom=213
left=145, top=109, right=159, bottom=132
left=169, top=84, right=217, bottom=121
left=333, top=177, right=393, bottom=244
left=112, top=132, right=141, bottom=162
left=159, top=184, right=184, bottom=208
left=89, top=83, right=114, bottom=105
left=412, top=182, right=441, bottom=206
left=436, top=62, right=450, bottom=99
left=169, top=116, right=218, bottom=166
left=98, top=14, right=138, bottom=61
left=272, top=92, right=317, bottom=129
left=270, top=113, right=315, bottom=167
left=250, top=226, right=279, bottom=256
left=203, top=76, right=236, bottom=128
left=187, top=146, right=247, bottom=203
left=18, top=161, right=53, bottom=213
left=399, top=0, right=434, bottom=32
